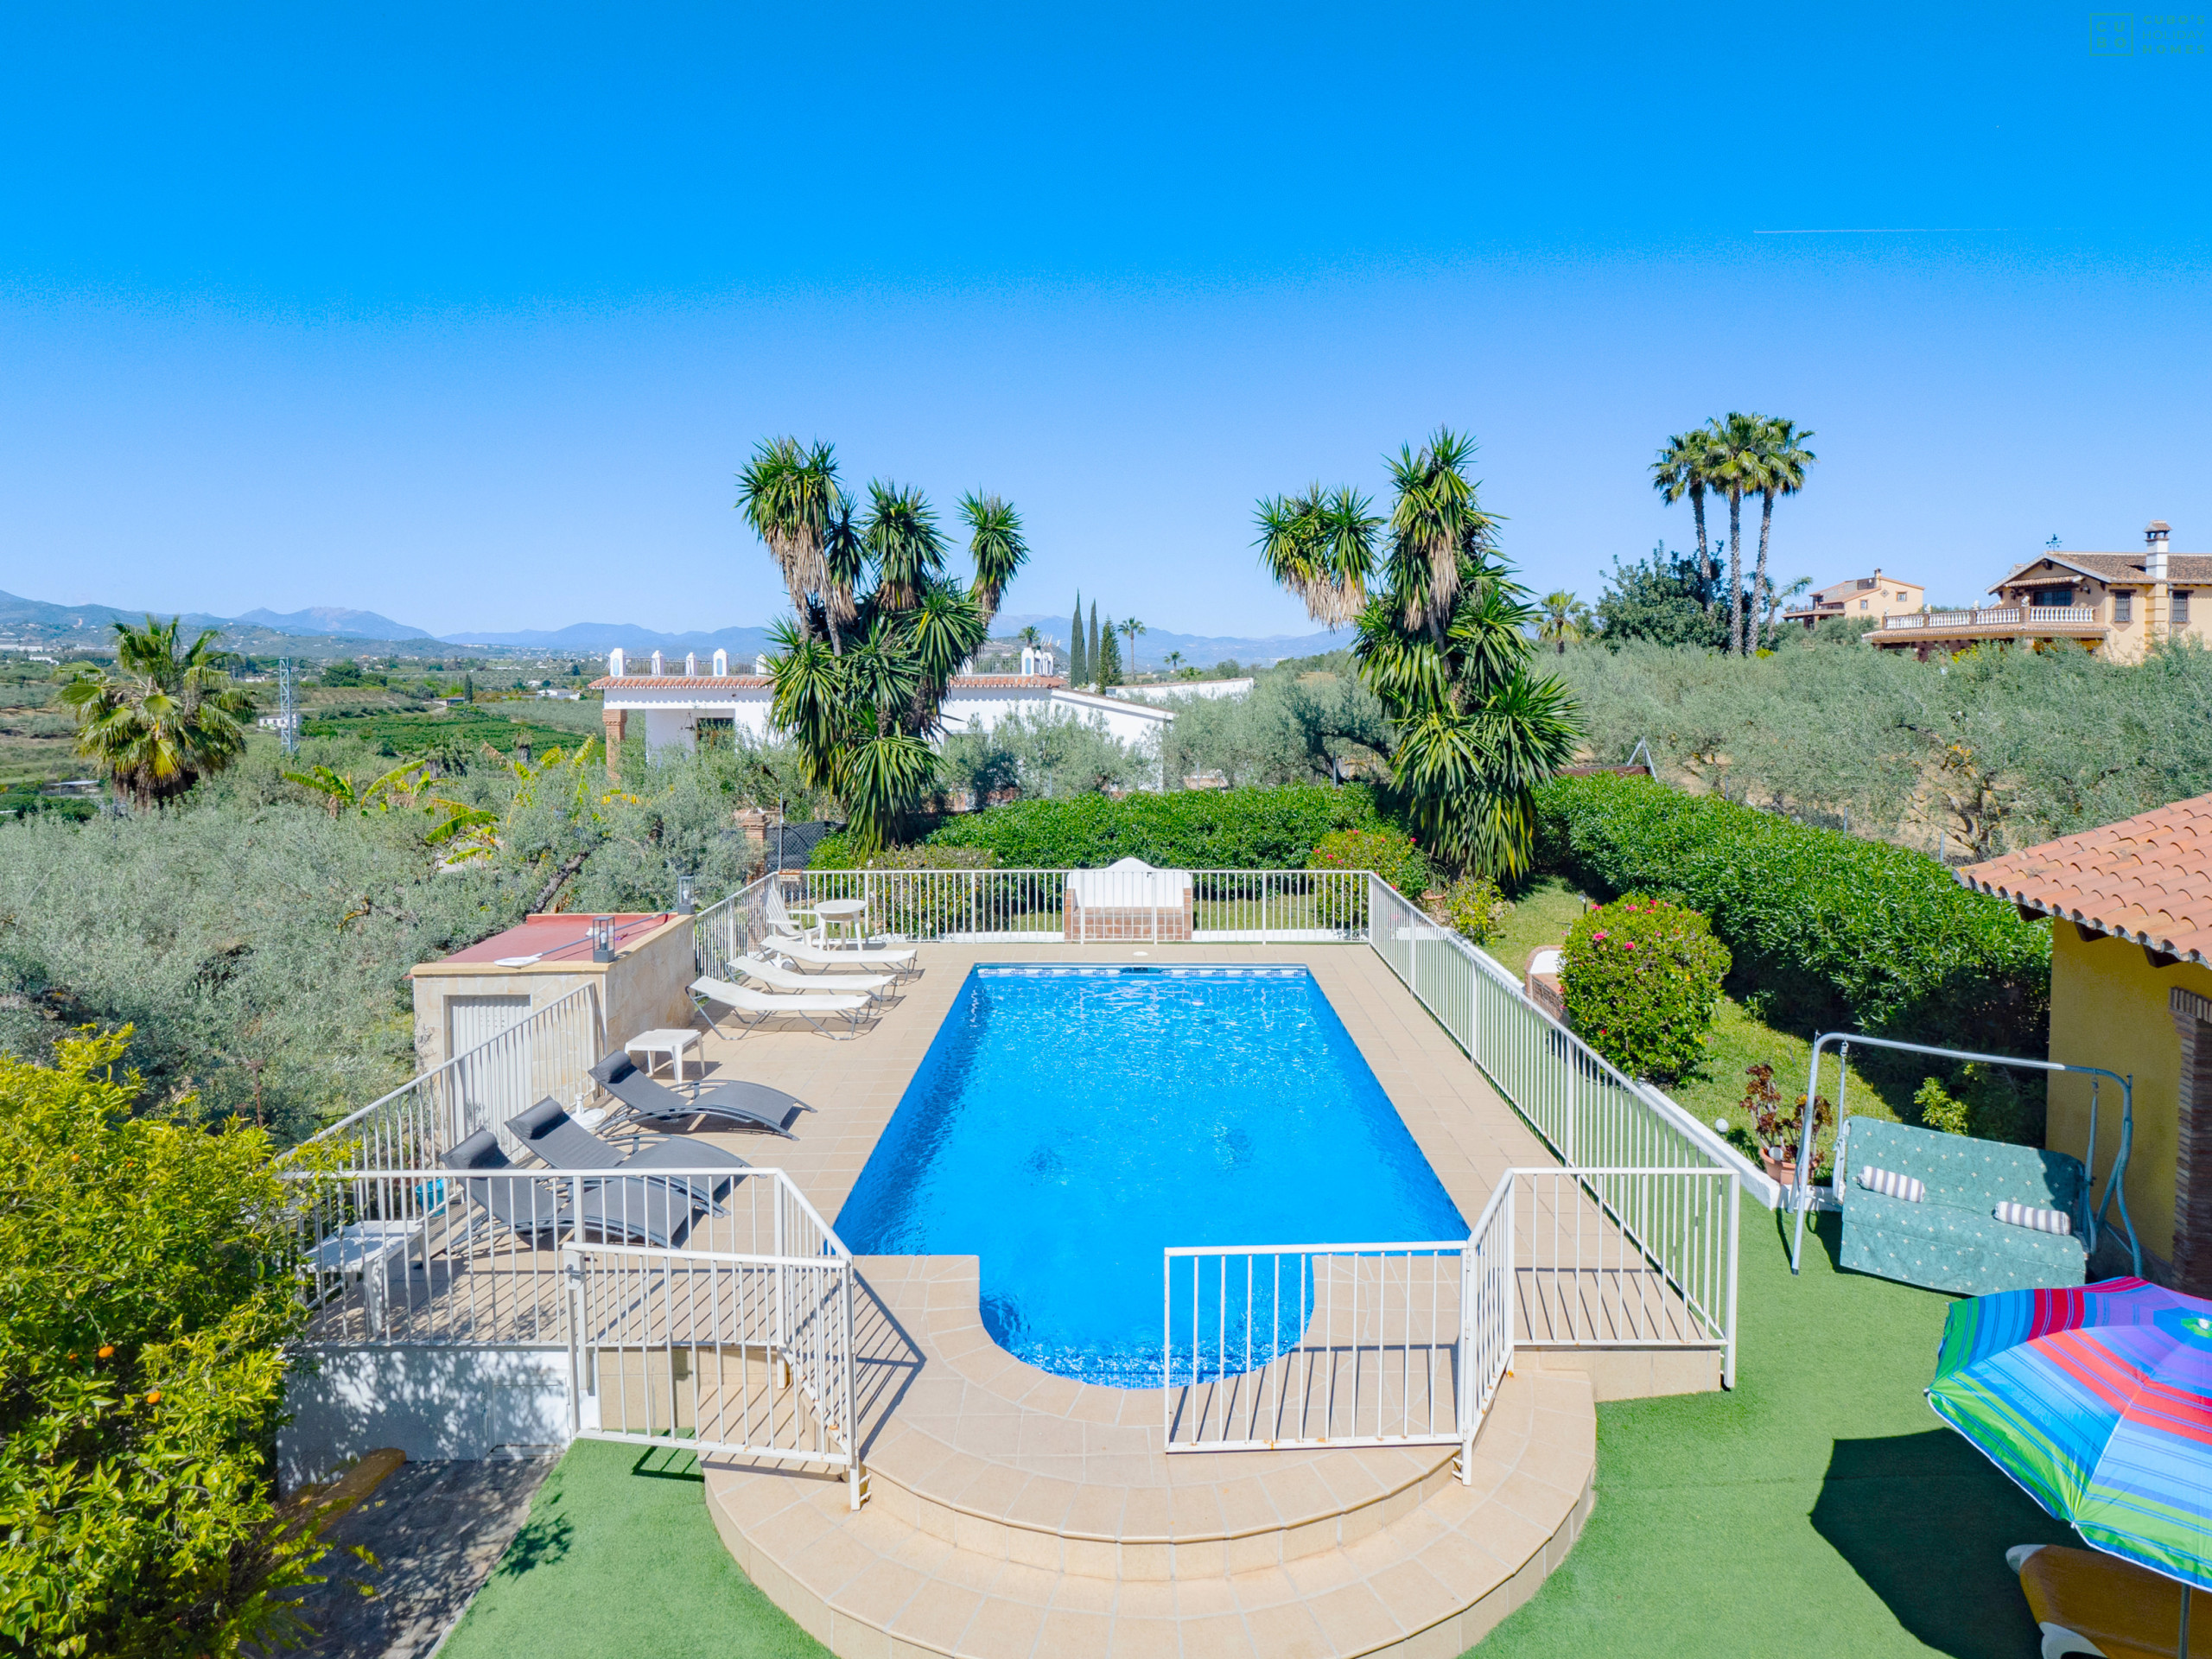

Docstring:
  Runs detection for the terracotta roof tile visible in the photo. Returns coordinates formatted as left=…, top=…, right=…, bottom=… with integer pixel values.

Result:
left=1992, top=552, right=2212, bottom=590
left=1957, top=791, right=2212, bottom=964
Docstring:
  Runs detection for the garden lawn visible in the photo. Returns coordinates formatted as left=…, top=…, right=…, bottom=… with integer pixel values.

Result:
left=436, top=1441, right=827, bottom=1659
left=436, top=1212, right=2065, bottom=1659
left=1476, top=1205, right=2070, bottom=1658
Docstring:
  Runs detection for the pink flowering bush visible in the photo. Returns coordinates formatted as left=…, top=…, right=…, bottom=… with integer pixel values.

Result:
left=1560, top=894, right=1730, bottom=1083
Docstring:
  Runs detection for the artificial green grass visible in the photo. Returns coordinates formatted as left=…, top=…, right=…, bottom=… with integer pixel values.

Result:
left=439, top=1212, right=2062, bottom=1658
left=437, top=1442, right=828, bottom=1659
left=1471, top=1205, right=2069, bottom=1657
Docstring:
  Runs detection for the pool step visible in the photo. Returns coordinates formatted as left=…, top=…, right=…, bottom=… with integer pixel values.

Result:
left=699, top=1255, right=1596, bottom=1657
left=704, top=1365, right=1593, bottom=1659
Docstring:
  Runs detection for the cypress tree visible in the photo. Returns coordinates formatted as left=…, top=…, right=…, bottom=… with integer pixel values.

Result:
left=1087, top=602, right=1101, bottom=686
left=1069, top=591, right=1086, bottom=685
left=1097, top=613, right=1123, bottom=686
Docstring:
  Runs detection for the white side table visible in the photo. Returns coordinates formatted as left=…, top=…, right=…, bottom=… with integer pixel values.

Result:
left=811, top=897, right=868, bottom=946
left=626, top=1027, right=702, bottom=1084
left=309, top=1221, right=419, bottom=1336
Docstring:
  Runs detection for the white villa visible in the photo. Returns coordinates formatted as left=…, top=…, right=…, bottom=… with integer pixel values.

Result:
left=591, top=644, right=1174, bottom=769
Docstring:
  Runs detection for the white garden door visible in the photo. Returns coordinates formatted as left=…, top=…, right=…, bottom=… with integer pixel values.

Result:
left=447, top=994, right=533, bottom=1151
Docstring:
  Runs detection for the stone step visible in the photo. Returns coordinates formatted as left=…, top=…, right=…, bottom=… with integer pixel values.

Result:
left=704, top=1367, right=1595, bottom=1659
left=843, top=1256, right=1514, bottom=1580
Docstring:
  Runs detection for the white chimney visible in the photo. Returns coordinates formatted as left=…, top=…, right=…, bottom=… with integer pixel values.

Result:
left=607, top=647, right=626, bottom=677
left=753, top=654, right=770, bottom=676
left=683, top=652, right=698, bottom=676
left=711, top=648, right=728, bottom=676
left=649, top=650, right=665, bottom=676
left=2146, top=520, right=2172, bottom=581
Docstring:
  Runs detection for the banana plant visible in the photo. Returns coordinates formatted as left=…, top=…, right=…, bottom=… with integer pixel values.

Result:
left=282, top=759, right=429, bottom=818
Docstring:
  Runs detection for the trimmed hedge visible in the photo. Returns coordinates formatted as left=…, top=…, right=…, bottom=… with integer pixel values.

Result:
left=849, top=785, right=1390, bottom=870
left=1535, top=773, right=2050, bottom=1054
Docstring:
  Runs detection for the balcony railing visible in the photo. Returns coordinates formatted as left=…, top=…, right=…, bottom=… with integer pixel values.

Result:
left=1881, top=605, right=2099, bottom=632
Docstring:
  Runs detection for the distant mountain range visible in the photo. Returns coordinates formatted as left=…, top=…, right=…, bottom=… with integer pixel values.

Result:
left=441, top=621, right=780, bottom=659
left=988, top=613, right=1352, bottom=671
left=238, top=606, right=433, bottom=639
left=0, top=588, right=1348, bottom=671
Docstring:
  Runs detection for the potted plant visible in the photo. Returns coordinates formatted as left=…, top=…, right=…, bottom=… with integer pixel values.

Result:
left=1742, top=1063, right=1833, bottom=1185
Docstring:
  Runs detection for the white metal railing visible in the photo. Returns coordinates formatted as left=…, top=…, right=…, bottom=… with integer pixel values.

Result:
left=285, top=1160, right=862, bottom=1500
left=1163, top=1239, right=1469, bottom=1455
left=1162, top=1165, right=1738, bottom=1472
left=1365, top=877, right=1735, bottom=1173
left=291, top=982, right=607, bottom=1170
left=1881, top=605, right=2099, bottom=631
left=691, top=871, right=776, bottom=976
left=793, top=867, right=1366, bottom=944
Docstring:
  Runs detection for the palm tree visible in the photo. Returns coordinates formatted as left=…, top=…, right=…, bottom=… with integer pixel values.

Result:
left=960, top=493, right=1027, bottom=630
left=60, top=617, right=255, bottom=808
left=1255, top=485, right=1378, bottom=628
left=1751, top=418, right=1817, bottom=652
left=1017, top=624, right=1042, bottom=649
left=737, top=438, right=843, bottom=647
left=1255, top=435, right=1581, bottom=879
left=1704, top=412, right=1770, bottom=656
left=1765, top=575, right=1813, bottom=640
left=1650, top=429, right=1719, bottom=608
left=1117, top=617, right=1147, bottom=676
left=746, top=436, right=1022, bottom=853
left=1537, top=591, right=1590, bottom=655
left=1164, top=649, right=1185, bottom=676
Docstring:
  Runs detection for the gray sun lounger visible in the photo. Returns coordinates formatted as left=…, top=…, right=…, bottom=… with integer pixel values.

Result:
left=503, top=1096, right=749, bottom=1215
left=588, top=1051, right=811, bottom=1138
left=440, top=1128, right=702, bottom=1249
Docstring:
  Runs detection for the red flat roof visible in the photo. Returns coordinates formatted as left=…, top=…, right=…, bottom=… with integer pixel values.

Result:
left=435, top=912, right=674, bottom=967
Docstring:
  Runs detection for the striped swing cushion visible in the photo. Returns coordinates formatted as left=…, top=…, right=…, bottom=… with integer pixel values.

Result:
left=1855, top=1165, right=1925, bottom=1204
left=1993, top=1200, right=2073, bottom=1236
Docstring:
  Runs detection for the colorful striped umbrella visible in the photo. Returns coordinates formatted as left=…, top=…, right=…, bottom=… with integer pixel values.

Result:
left=1928, top=1277, right=2212, bottom=1593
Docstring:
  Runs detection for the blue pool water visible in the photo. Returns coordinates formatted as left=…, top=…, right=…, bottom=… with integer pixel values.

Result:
left=836, top=965, right=1467, bottom=1388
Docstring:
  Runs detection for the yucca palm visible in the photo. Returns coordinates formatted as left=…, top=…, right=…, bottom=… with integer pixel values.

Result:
left=961, top=493, right=1027, bottom=628
left=738, top=438, right=842, bottom=645
left=1704, top=412, right=1770, bottom=656
left=1255, top=485, right=1379, bottom=628
left=1257, top=435, right=1581, bottom=879
left=60, top=617, right=255, bottom=808
left=1751, top=418, right=1817, bottom=652
left=746, top=436, right=1025, bottom=853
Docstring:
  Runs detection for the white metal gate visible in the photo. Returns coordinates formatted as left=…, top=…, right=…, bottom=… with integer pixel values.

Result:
left=561, top=1173, right=863, bottom=1508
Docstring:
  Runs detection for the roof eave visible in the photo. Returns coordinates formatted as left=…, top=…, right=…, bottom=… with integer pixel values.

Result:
left=1951, top=868, right=2206, bottom=967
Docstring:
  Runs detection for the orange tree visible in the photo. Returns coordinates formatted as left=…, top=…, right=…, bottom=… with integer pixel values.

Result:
left=0, top=1033, right=326, bottom=1656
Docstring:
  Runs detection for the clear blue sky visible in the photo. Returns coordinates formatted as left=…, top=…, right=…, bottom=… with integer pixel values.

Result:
left=2, top=2, right=2207, bottom=639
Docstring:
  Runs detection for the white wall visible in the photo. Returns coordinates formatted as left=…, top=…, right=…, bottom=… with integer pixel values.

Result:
left=606, top=682, right=1173, bottom=754
left=1116, top=678, right=1254, bottom=703
left=280, top=1345, right=571, bottom=1486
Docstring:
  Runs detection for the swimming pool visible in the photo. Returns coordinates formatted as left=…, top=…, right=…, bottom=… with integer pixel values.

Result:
left=835, top=964, right=1467, bottom=1388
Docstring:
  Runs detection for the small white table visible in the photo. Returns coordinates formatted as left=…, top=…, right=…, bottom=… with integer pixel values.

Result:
left=309, top=1221, right=420, bottom=1335
left=811, top=897, right=869, bottom=946
left=626, top=1027, right=702, bottom=1084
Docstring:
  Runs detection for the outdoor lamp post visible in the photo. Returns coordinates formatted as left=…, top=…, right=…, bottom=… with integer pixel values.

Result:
left=590, top=916, right=615, bottom=963
left=675, top=873, right=696, bottom=915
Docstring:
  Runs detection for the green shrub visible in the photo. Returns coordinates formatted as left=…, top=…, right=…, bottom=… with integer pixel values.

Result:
left=0, top=1031, right=326, bottom=1656
left=1536, top=772, right=2050, bottom=1054
left=1307, top=827, right=1430, bottom=897
left=1912, top=1063, right=2030, bottom=1141
left=915, top=784, right=1386, bottom=869
left=1560, top=895, right=1731, bottom=1083
left=1428, top=874, right=1512, bottom=944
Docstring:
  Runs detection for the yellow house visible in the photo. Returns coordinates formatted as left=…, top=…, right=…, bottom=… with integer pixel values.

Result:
left=1960, top=793, right=2212, bottom=1291
left=1781, top=567, right=1926, bottom=628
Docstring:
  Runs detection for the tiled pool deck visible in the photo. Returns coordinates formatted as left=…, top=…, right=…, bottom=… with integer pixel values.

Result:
left=615, top=940, right=1700, bottom=1657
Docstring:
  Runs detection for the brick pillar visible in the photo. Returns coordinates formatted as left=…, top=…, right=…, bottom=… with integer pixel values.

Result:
left=2174, top=988, right=2212, bottom=1294
left=733, top=807, right=769, bottom=877
left=601, top=708, right=626, bottom=779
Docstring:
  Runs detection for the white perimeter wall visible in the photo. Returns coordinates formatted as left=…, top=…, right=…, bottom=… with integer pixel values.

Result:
left=606, top=684, right=1172, bottom=755
left=280, top=1346, right=570, bottom=1486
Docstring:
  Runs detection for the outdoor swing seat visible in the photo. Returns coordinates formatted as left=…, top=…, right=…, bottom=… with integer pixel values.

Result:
left=1835, top=1116, right=2087, bottom=1298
